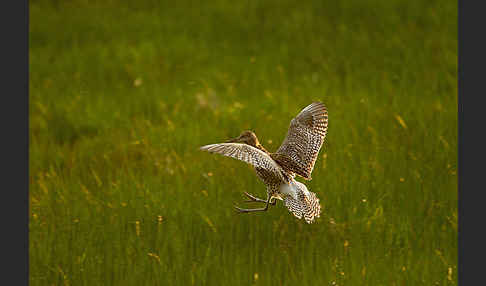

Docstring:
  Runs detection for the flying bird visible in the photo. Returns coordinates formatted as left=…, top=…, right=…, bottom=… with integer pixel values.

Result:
left=200, top=102, right=328, bottom=223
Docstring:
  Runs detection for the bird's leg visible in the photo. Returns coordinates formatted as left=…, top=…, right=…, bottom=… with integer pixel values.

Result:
left=234, top=193, right=272, bottom=213
left=243, top=192, right=277, bottom=205
left=243, top=192, right=267, bottom=203
left=270, top=197, right=277, bottom=205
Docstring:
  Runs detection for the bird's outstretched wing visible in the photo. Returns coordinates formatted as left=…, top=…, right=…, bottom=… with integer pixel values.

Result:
left=200, top=143, right=287, bottom=182
left=271, top=102, right=328, bottom=180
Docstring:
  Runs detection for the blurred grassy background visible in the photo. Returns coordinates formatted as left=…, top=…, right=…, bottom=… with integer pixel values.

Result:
left=29, top=0, right=457, bottom=285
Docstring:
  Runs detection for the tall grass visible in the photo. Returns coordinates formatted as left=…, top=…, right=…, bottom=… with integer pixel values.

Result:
left=30, top=0, right=457, bottom=285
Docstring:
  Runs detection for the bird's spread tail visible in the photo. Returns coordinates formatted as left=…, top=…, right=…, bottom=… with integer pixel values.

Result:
left=284, top=185, right=321, bottom=224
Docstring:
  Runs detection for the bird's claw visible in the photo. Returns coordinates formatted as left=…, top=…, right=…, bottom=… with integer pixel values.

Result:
left=233, top=204, right=269, bottom=213
left=242, top=192, right=267, bottom=203
left=233, top=205, right=250, bottom=213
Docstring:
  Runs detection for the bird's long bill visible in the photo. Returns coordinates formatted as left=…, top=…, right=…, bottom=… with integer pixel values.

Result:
left=225, top=137, right=238, bottom=143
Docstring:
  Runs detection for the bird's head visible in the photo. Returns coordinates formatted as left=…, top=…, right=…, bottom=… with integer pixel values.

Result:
left=226, top=130, right=260, bottom=147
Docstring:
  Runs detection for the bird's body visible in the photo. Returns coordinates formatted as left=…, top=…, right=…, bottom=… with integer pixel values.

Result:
left=200, top=102, right=328, bottom=224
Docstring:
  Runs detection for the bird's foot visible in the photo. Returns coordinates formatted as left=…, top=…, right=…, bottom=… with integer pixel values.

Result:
left=243, top=192, right=268, bottom=203
left=242, top=192, right=277, bottom=205
left=233, top=205, right=269, bottom=213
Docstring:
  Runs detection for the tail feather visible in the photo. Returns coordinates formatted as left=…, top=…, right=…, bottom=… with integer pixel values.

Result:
left=284, top=189, right=321, bottom=224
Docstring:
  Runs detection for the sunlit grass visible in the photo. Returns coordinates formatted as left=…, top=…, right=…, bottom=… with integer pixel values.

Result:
left=29, top=0, right=457, bottom=285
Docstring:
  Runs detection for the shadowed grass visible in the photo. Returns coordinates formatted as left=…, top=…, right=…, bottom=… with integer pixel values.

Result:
left=30, top=0, right=457, bottom=285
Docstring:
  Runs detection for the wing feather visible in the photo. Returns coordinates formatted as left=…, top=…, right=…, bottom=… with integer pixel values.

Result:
left=272, top=102, right=328, bottom=180
left=200, top=143, right=286, bottom=182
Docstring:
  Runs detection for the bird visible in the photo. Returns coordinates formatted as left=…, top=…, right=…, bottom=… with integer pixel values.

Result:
left=199, top=102, right=328, bottom=224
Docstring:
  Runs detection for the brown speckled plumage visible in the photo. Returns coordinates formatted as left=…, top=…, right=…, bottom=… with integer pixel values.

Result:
left=271, top=102, right=328, bottom=180
left=200, top=102, right=328, bottom=224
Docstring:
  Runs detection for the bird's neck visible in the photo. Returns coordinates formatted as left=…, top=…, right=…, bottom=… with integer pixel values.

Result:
left=255, top=142, right=270, bottom=154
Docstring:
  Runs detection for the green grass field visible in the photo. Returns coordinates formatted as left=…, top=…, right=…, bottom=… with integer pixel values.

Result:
left=29, top=0, right=457, bottom=285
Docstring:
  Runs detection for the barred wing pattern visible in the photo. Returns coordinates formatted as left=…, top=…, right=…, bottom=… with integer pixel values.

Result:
left=199, top=143, right=287, bottom=183
left=272, top=102, right=328, bottom=180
